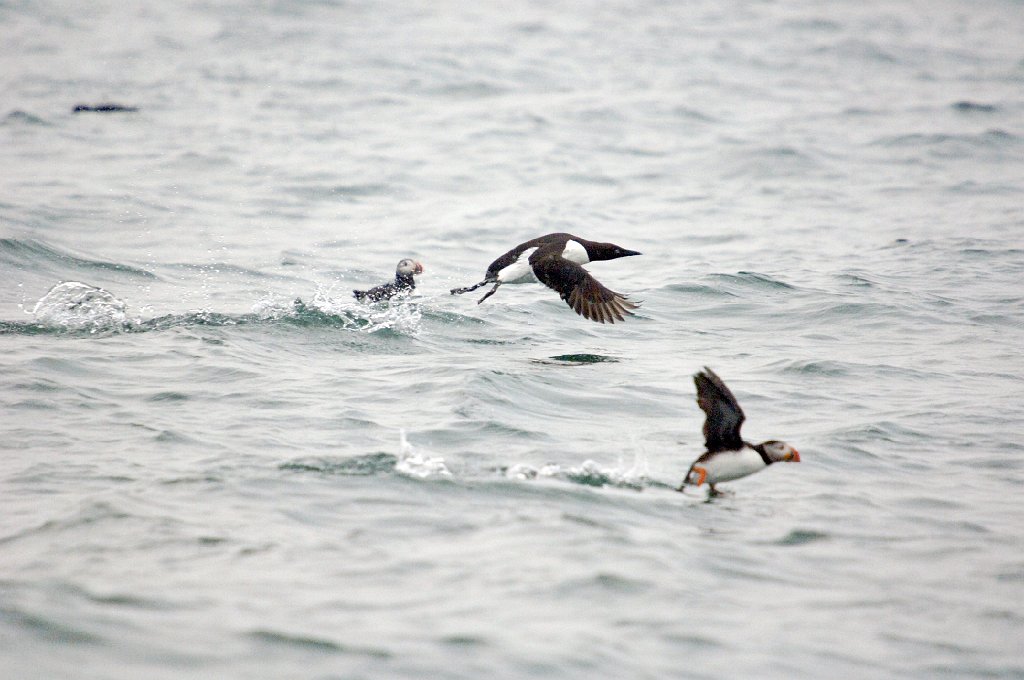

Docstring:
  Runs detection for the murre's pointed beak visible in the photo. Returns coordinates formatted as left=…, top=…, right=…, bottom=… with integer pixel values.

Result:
left=622, top=249, right=642, bottom=257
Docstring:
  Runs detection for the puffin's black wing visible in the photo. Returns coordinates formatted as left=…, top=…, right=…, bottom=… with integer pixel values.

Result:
left=694, top=367, right=745, bottom=451
left=530, top=253, right=637, bottom=324
left=353, top=282, right=398, bottom=302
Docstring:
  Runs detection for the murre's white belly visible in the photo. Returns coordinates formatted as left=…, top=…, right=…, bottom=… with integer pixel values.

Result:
left=496, top=240, right=590, bottom=285
left=497, top=247, right=540, bottom=284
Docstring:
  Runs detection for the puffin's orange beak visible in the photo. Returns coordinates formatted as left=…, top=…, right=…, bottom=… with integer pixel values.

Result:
left=414, top=261, right=424, bottom=274
left=787, top=450, right=801, bottom=463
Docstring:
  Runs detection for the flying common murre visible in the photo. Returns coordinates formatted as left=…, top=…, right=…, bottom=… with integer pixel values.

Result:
left=450, top=233, right=641, bottom=323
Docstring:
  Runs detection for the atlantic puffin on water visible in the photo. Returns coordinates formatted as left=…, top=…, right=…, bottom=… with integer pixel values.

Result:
left=679, top=367, right=800, bottom=495
left=449, top=233, right=641, bottom=323
left=353, top=258, right=423, bottom=302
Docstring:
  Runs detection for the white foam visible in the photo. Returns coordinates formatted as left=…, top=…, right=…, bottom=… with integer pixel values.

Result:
left=251, top=294, right=292, bottom=320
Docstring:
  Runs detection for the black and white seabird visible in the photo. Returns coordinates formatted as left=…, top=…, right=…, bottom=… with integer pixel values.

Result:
left=72, top=103, right=139, bottom=113
left=353, top=258, right=423, bottom=302
left=679, top=367, right=800, bottom=495
left=449, top=233, right=641, bottom=323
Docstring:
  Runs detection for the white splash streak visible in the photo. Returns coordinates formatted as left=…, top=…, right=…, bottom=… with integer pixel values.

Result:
left=505, top=451, right=651, bottom=489
left=396, top=430, right=451, bottom=479
left=618, top=448, right=651, bottom=487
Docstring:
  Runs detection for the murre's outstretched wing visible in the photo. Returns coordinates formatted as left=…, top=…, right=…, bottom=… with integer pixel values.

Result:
left=530, top=253, right=637, bottom=324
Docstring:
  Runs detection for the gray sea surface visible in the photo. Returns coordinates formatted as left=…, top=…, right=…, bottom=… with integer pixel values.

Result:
left=2, top=1, right=1024, bottom=678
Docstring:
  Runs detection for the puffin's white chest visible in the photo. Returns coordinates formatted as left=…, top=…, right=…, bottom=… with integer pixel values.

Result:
left=703, top=447, right=766, bottom=483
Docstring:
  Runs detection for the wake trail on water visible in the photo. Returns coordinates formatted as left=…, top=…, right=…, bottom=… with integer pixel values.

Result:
left=1, top=280, right=425, bottom=337
left=281, top=430, right=675, bottom=493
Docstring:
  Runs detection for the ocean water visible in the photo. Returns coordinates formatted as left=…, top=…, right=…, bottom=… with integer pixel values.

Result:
left=2, top=1, right=1023, bottom=678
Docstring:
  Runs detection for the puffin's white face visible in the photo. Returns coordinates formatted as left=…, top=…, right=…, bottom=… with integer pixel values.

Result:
left=397, top=259, right=424, bottom=276
left=762, top=440, right=800, bottom=463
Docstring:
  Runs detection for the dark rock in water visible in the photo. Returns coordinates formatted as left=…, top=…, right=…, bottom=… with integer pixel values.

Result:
left=951, top=101, right=996, bottom=113
left=72, top=103, right=139, bottom=113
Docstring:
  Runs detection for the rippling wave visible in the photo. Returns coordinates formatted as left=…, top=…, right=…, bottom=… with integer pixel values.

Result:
left=3, top=1, right=1023, bottom=678
left=0, top=239, right=156, bottom=279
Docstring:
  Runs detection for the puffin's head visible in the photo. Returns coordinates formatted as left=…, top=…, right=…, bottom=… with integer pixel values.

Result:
left=397, top=259, right=424, bottom=276
left=760, top=440, right=800, bottom=463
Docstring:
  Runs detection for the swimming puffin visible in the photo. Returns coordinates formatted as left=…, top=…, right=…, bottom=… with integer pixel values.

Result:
left=449, top=233, right=641, bottom=323
left=353, top=258, right=423, bottom=302
left=679, top=367, right=800, bottom=495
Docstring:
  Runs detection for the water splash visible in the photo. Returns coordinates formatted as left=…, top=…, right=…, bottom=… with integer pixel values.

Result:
left=396, top=430, right=451, bottom=479
left=504, top=450, right=651, bottom=490
left=32, top=282, right=136, bottom=333
left=290, top=283, right=423, bottom=334
left=10, top=282, right=425, bottom=337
